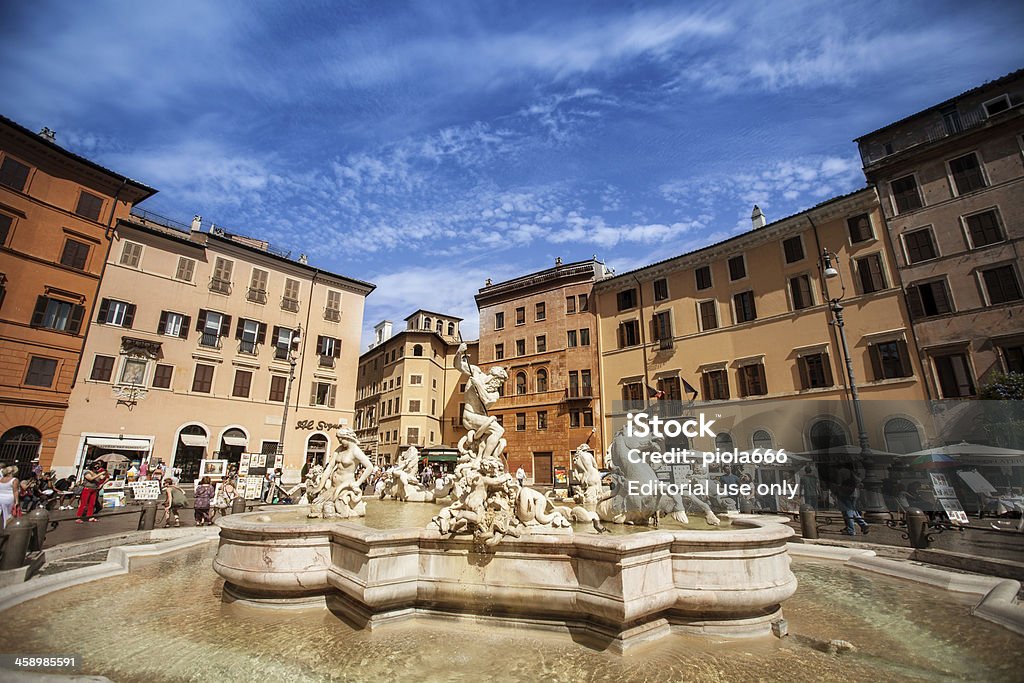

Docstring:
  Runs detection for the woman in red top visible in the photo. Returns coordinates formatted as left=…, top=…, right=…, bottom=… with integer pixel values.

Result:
left=76, top=462, right=109, bottom=523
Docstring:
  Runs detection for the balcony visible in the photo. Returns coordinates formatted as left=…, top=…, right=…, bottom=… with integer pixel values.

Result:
left=565, top=386, right=594, bottom=400
left=860, top=106, right=990, bottom=167
left=238, top=340, right=260, bottom=355
left=281, top=297, right=300, bottom=313
left=318, top=355, right=336, bottom=369
left=324, top=307, right=341, bottom=322
left=209, top=278, right=232, bottom=295
left=659, top=338, right=674, bottom=351
left=246, top=287, right=268, bottom=304
left=198, top=332, right=222, bottom=349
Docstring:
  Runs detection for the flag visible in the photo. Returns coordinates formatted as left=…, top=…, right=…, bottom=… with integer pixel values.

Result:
left=646, top=384, right=664, bottom=399
left=682, top=378, right=699, bottom=397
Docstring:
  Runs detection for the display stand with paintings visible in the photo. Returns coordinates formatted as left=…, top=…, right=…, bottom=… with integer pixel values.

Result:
left=199, top=459, right=228, bottom=480
left=128, top=480, right=162, bottom=501
left=930, top=472, right=969, bottom=525
left=240, top=452, right=277, bottom=500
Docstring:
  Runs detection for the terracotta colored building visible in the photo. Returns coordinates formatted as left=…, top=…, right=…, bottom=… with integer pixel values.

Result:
left=855, top=69, right=1024, bottom=398
left=476, top=259, right=607, bottom=485
left=354, top=313, right=476, bottom=467
left=0, top=117, right=155, bottom=476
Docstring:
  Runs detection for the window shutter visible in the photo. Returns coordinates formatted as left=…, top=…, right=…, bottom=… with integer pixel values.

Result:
left=896, top=340, right=911, bottom=377
left=257, top=323, right=267, bottom=345
left=328, top=384, right=336, bottom=408
left=617, top=324, right=625, bottom=348
left=869, top=344, right=883, bottom=381
left=316, top=335, right=325, bottom=355
left=310, top=383, right=317, bottom=406
left=123, top=303, right=136, bottom=329
left=220, top=315, right=231, bottom=338
left=158, top=311, right=168, bottom=335
left=235, top=318, right=245, bottom=340
left=96, top=298, right=110, bottom=323
left=31, top=296, right=48, bottom=327
left=932, top=282, right=951, bottom=314
left=196, top=309, right=207, bottom=332
left=906, top=288, right=925, bottom=320
left=69, top=304, right=85, bottom=334
left=179, top=315, right=190, bottom=339
left=823, top=355, right=834, bottom=386
left=757, top=364, right=767, bottom=394
left=272, top=326, right=282, bottom=345
left=798, top=357, right=810, bottom=390
left=722, top=373, right=730, bottom=400
left=333, top=339, right=341, bottom=358
left=649, top=316, right=659, bottom=341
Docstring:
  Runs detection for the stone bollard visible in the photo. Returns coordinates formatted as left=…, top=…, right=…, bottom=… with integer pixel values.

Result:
left=27, top=508, right=50, bottom=551
left=231, top=498, right=246, bottom=515
left=0, top=518, right=35, bottom=570
left=137, top=500, right=158, bottom=531
left=906, top=508, right=930, bottom=549
left=739, top=496, right=753, bottom=514
left=799, top=504, right=818, bottom=539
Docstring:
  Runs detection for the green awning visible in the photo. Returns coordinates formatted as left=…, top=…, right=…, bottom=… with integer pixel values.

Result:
left=427, top=454, right=457, bottom=462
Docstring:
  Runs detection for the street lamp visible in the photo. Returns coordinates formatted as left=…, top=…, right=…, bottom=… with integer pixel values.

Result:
left=277, top=326, right=303, bottom=458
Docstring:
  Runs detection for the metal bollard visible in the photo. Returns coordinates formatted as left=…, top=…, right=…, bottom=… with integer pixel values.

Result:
left=137, top=500, right=158, bottom=531
left=799, top=504, right=818, bottom=539
left=906, top=508, right=930, bottom=549
left=0, top=518, right=35, bottom=570
left=231, top=497, right=246, bottom=515
left=27, top=508, right=50, bottom=551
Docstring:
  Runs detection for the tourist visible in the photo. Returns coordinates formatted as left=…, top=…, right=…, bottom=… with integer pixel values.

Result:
left=516, top=466, right=526, bottom=488
left=53, top=475, right=75, bottom=510
left=163, top=478, right=186, bottom=527
left=139, top=460, right=149, bottom=481
left=194, top=476, right=215, bottom=526
left=213, top=477, right=238, bottom=520
left=0, top=465, right=19, bottom=526
left=797, top=465, right=819, bottom=510
left=834, top=463, right=869, bottom=536
left=76, top=462, right=108, bottom=523
left=718, top=465, right=740, bottom=509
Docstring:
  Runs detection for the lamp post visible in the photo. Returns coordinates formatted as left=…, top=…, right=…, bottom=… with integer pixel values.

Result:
left=277, top=326, right=302, bottom=459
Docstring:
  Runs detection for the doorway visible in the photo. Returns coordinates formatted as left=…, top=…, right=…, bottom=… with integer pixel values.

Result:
left=533, top=452, right=553, bottom=485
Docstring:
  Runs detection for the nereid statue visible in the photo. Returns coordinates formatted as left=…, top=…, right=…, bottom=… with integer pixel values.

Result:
left=307, top=428, right=372, bottom=518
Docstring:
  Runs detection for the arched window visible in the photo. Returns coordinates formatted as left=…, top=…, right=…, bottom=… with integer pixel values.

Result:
left=413, top=344, right=423, bottom=357
left=884, top=418, right=922, bottom=454
left=422, top=317, right=431, bottom=330
left=752, top=429, right=773, bottom=450
left=0, top=426, right=41, bottom=480
left=306, top=433, right=329, bottom=466
left=447, top=322, right=455, bottom=336
left=436, top=319, right=443, bottom=332
left=715, top=432, right=734, bottom=453
left=809, top=419, right=849, bottom=451
left=536, top=369, right=548, bottom=392
left=175, top=424, right=210, bottom=483
left=516, top=372, right=527, bottom=395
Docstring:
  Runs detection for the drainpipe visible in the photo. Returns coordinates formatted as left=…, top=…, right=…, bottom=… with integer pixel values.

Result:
left=633, top=275, right=651, bottom=411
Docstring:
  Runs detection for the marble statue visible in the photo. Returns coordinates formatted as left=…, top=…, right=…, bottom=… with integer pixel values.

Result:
left=307, top=428, right=372, bottom=518
left=455, top=342, right=508, bottom=463
left=571, top=443, right=604, bottom=506
left=380, top=446, right=457, bottom=502
left=304, top=464, right=324, bottom=504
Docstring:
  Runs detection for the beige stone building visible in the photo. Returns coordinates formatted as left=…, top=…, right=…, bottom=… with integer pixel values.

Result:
left=54, top=212, right=373, bottom=481
left=477, top=259, right=607, bottom=485
left=354, top=312, right=476, bottom=468
left=856, top=69, right=1024, bottom=398
left=593, top=189, right=932, bottom=459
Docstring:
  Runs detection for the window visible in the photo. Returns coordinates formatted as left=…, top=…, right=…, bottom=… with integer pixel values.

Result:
left=847, top=213, right=874, bottom=243
left=578, top=294, right=588, bottom=312
left=537, top=411, right=548, bottom=430
left=60, top=239, right=90, bottom=270
left=904, top=228, right=937, bottom=264
left=24, top=357, right=57, bottom=387
left=231, top=370, right=252, bottom=398
left=982, top=94, right=1011, bottom=117
left=31, top=296, right=85, bottom=333
left=789, top=275, right=813, bottom=310
left=515, top=307, right=525, bottom=325
left=516, top=413, right=526, bottom=431
left=192, top=364, right=214, bottom=393
left=536, top=369, right=548, bottom=392
left=581, top=369, right=592, bottom=396
left=1000, top=343, right=1024, bottom=374
left=653, top=278, right=669, bottom=301
left=436, top=319, right=443, bottom=333
left=448, top=322, right=455, bottom=336
left=782, top=236, right=804, bottom=264
left=431, top=398, right=436, bottom=415
left=90, top=355, right=115, bottom=382
left=409, top=400, right=421, bottom=412
left=536, top=335, right=546, bottom=353
left=282, top=278, right=300, bottom=311
left=752, top=430, right=773, bottom=450
left=407, top=427, right=419, bottom=444
left=324, top=290, right=341, bottom=321
left=621, top=382, right=644, bottom=410
left=583, top=409, right=594, bottom=427
left=568, top=370, right=579, bottom=397
left=695, top=266, right=712, bottom=290
left=422, top=316, right=431, bottom=330
left=798, top=353, right=833, bottom=389
left=494, top=343, right=504, bottom=360
left=965, top=210, right=1004, bottom=248
left=891, top=175, right=923, bottom=213
left=409, top=374, right=423, bottom=385
left=566, top=296, right=576, bottom=314
left=152, top=364, right=173, bottom=389
left=869, top=340, right=912, bottom=380
left=311, top=382, right=336, bottom=407
left=933, top=353, right=976, bottom=398
left=617, top=320, right=640, bottom=348
left=809, top=420, right=849, bottom=450
left=0, top=157, right=30, bottom=191
left=516, top=372, right=527, bottom=395
left=907, top=280, right=953, bottom=319
left=270, top=376, right=287, bottom=402
left=119, top=358, right=146, bottom=385
left=0, top=213, right=12, bottom=245
left=884, top=418, right=922, bottom=455
left=317, top=335, right=341, bottom=366
left=535, top=302, right=546, bottom=321
left=567, top=330, right=578, bottom=348
left=235, top=319, right=265, bottom=354
left=949, top=152, right=986, bottom=195
left=738, top=363, right=768, bottom=397
left=981, top=265, right=1023, bottom=305
left=96, top=299, right=136, bottom=328
left=495, top=311, right=505, bottom=329
left=569, top=410, right=581, bottom=428
left=208, top=257, right=233, bottom=294
left=247, top=268, right=269, bottom=304
left=175, top=257, right=195, bottom=283
left=716, top=433, right=734, bottom=453
left=516, top=339, right=526, bottom=356
left=413, top=344, right=423, bottom=357
left=120, top=241, right=143, bottom=268
left=733, top=291, right=756, bottom=323
left=652, top=310, right=672, bottom=348
left=197, top=310, right=229, bottom=348
left=728, top=255, right=746, bottom=281
left=856, top=254, right=887, bottom=293
left=579, top=328, right=590, bottom=346
left=658, top=376, right=681, bottom=402
left=158, top=311, right=190, bottom=339
left=617, top=289, right=637, bottom=311
left=75, top=191, right=103, bottom=222
left=699, top=300, right=718, bottom=331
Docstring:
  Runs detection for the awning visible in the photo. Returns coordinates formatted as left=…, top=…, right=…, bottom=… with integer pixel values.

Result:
left=179, top=433, right=209, bottom=448
left=221, top=435, right=248, bottom=447
left=86, top=437, right=151, bottom=451
left=427, top=454, right=457, bottom=462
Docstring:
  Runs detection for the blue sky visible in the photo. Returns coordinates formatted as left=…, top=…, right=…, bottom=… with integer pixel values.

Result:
left=2, top=1, right=1021, bottom=347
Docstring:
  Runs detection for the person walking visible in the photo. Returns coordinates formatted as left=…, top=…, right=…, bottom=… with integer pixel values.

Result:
left=76, top=463, right=108, bottom=523
left=835, top=463, right=869, bottom=536
left=0, top=466, right=20, bottom=526
left=163, top=478, right=186, bottom=527
left=515, top=466, right=526, bottom=488
left=193, top=476, right=215, bottom=526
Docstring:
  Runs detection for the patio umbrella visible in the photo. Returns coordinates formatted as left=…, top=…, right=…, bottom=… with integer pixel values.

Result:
left=93, top=452, right=130, bottom=465
left=908, top=453, right=958, bottom=469
left=904, top=442, right=1024, bottom=467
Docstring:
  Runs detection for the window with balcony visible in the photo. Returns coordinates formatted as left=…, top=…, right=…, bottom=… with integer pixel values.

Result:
left=949, top=152, right=986, bottom=195
left=24, top=357, right=57, bottom=388
left=856, top=254, right=887, bottom=293
left=317, top=335, right=340, bottom=367
left=891, top=175, right=923, bottom=213
left=621, top=382, right=644, bottom=410
left=158, top=311, right=190, bottom=339
left=59, top=239, right=90, bottom=270
left=75, top=191, right=104, bottom=222
left=175, top=257, right=195, bottom=283
left=192, top=364, right=214, bottom=393
left=964, top=210, right=1004, bottom=248
left=581, top=369, right=592, bottom=397
left=311, top=381, right=336, bottom=407
left=798, top=353, right=833, bottom=389
left=120, top=241, right=143, bottom=268
left=733, top=291, right=756, bottom=323
left=247, top=268, right=269, bottom=304
left=235, top=318, right=265, bottom=355
left=907, top=280, right=953, bottom=319
left=197, top=310, right=229, bottom=348
left=695, top=265, right=712, bottom=290
left=324, top=290, right=341, bottom=321
left=869, top=340, right=912, bottom=380
left=789, top=275, right=813, bottom=310
left=31, top=296, right=85, bottom=334
left=653, top=278, right=669, bottom=301
left=617, top=288, right=637, bottom=311
left=903, top=227, right=938, bottom=264
left=651, top=310, right=673, bottom=349
left=568, top=371, right=579, bottom=398
left=152, top=364, right=173, bottom=389
left=0, top=156, right=30, bottom=191
left=658, top=376, right=682, bottom=401
left=847, top=213, right=874, bottom=243
left=701, top=369, right=729, bottom=401
left=738, top=363, right=768, bottom=397
left=782, top=236, right=804, bottom=264
left=281, top=278, right=300, bottom=311
left=567, top=330, right=577, bottom=348
left=933, top=353, right=976, bottom=398
left=617, top=320, right=640, bottom=348
left=981, top=265, right=1023, bottom=305
left=210, top=257, right=233, bottom=294
left=90, top=355, right=115, bottom=382
left=728, top=255, right=746, bottom=281
left=96, top=299, right=136, bottom=328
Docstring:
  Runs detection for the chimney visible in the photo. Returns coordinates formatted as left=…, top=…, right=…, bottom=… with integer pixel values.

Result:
left=38, top=127, right=56, bottom=142
left=751, top=205, right=766, bottom=230
left=190, top=215, right=202, bottom=233
left=298, top=253, right=308, bottom=265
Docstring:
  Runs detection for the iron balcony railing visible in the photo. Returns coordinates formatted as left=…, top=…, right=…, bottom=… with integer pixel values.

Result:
left=238, top=340, right=259, bottom=355
left=860, top=106, right=989, bottom=166
left=274, top=345, right=290, bottom=361
left=246, top=287, right=268, bottom=304
left=319, top=355, right=336, bottom=369
left=199, top=332, right=222, bottom=349
left=209, top=278, right=232, bottom=295
left=281, top=297, right=300, bottom=312
left=324, top=307, right=341, bottom=322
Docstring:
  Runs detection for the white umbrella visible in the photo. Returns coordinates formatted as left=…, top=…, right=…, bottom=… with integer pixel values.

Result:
left=94, top=452, right=130, bottom=465
left=903, top=442, right=1024, bottom=466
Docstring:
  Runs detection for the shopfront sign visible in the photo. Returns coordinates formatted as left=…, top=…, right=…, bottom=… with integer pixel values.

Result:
left=295, top=419, right=347, bottom=431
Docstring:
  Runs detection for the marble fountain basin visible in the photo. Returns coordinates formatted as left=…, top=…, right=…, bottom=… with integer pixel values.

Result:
left=213, top=509, right=797, bottom=652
